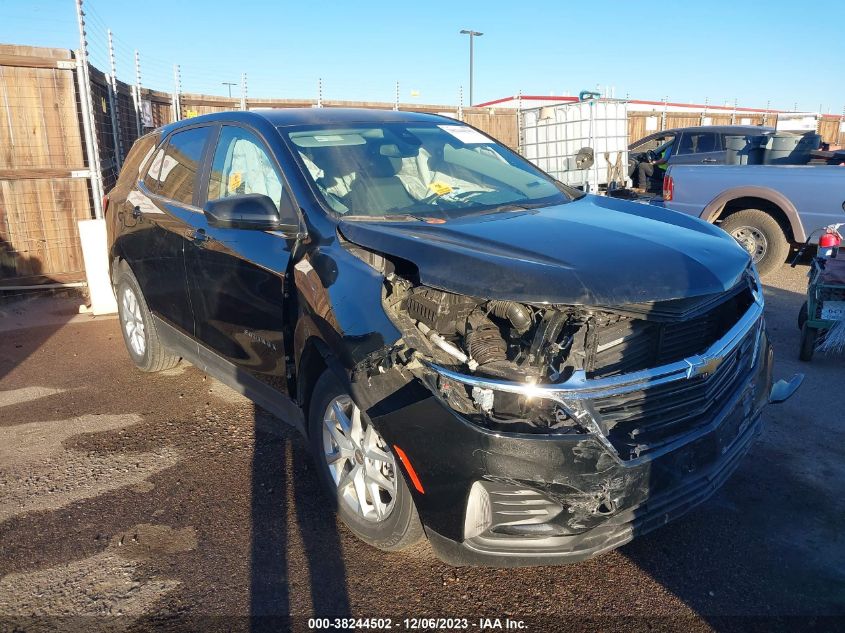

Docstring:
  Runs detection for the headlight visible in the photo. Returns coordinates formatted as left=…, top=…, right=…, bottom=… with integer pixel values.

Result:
left=419, top=362, right=589, bottom=436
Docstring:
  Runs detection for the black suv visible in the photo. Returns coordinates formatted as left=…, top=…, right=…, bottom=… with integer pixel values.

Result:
left=107, top=109, right=800, bottom=566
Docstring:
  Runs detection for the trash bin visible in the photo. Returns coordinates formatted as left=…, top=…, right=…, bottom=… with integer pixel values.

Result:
left=725, top=135, right=766, bottom=165
left=763, top=133, right=818, bottom=164
left=725, top=135, right=747, bottom=165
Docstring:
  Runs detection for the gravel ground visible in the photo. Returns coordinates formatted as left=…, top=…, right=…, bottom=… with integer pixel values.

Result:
left=0, top=266, right=843, bottom=633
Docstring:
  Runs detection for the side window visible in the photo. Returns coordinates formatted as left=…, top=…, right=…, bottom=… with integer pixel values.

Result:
left=156, top=127, right=212, bottom=205
left=677, top=132, right=718, bottom=155
left=207, top=125, right=288, bottom=217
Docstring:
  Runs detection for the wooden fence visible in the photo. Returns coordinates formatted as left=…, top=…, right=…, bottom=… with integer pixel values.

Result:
left=0, top=45, right=92, bottom=286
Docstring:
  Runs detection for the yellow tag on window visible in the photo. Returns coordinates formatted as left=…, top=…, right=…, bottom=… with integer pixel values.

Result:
left=228, top=172, right=242, bottom=192
left=429, top=181, right=452, bottom=196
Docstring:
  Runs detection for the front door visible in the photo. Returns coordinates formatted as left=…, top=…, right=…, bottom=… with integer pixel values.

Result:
left=672, top=131, right=722, bottom=165
left=184, top=124, right=299, bottom=395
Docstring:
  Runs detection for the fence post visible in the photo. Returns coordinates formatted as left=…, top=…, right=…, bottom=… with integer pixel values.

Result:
left=700, top=97, right=708, bottom=126
left=133, top=50, right=142, bottom=136
left=731, top=98, right=737, bottom=125
left=106, top=29, right=123, bottom=169
left=240, top=73, right=247, bottom=111
left=762, top=99, right=770, bottom=127
left=660, top=96, right=667, bottom=131
left=317, top=77, right=322, bottom=108
left=458, top=86, right=464, bottom=122
left=393, top=81, right=399, bottom=111
left=172, top=64, right=181, bottom=122
left=516, top=91, right=523, bottom=154
left=74, top=0, right=104, bottom=219
left=836, top=106, right=845, bottom=145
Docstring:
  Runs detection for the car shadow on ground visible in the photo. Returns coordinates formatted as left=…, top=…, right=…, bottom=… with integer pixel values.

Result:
left=249, top=409, right=352, bottom=630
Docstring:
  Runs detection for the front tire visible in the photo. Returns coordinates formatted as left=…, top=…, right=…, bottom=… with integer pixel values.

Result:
left=114, top=264, right=180, bottom=372
left=308, top=370, right=423, bottom=552
left=720, top=209, right=790, bottom=277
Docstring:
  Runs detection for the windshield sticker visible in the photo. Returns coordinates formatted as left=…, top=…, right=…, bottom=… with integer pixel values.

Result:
left=428, top=181, right=453, bottom=196
left=228, top=172, right=243, bottom=193
left=313, top=135, right=345, bottom=143
left=438, top=125, right=489, bottom=144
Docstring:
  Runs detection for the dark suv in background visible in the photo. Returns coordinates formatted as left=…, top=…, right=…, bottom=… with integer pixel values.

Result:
left=106, top=109, right=801, bottom=566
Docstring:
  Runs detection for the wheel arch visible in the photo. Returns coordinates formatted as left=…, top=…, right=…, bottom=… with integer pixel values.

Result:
left=295, top=332, right=348, bottom=433
left=703, top=187, right=805, bottom=243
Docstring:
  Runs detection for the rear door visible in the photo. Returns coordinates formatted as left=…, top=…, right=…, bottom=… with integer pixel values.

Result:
left=672, top=131, right=722, bottom=165
left=184, top=123, right=300, bottom=395
left=119, top=125, right=213, bottom=335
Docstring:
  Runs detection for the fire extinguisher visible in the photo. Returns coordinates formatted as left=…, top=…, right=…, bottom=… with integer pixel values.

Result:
left=818, top=225, right=843, bottom=260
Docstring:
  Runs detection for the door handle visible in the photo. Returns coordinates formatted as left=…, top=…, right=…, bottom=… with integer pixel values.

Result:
left=701, top=158, right=717, bottom=163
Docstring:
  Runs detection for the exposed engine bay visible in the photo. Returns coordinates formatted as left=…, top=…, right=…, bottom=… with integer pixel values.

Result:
left=377, top=265, right=756, bottom=437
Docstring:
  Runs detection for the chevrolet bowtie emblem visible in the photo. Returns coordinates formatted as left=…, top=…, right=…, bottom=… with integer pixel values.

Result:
left=691, top=355, right=724, bottom=378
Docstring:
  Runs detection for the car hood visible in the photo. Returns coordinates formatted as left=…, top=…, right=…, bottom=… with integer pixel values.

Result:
left=338, top=194, right=751, bottom=305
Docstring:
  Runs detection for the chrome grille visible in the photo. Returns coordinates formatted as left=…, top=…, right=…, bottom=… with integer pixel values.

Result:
left=592, top=324, right=758, bottom=461
left=590, top=285, right=755, bottom=378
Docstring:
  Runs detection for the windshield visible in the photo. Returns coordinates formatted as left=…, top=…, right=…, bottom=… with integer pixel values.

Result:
left=283, top=121, right=581, bottom=219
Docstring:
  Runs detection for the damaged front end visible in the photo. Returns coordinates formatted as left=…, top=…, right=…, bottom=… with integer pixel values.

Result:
left=347, top=245, right=791, bottom=566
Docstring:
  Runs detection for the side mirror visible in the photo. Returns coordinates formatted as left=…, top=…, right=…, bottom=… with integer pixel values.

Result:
left=204, top=194, right=291, bottom=231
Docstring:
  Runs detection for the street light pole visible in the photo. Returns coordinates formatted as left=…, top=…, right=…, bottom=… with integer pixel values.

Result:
left=222, top=82, right=237, bottom=98
left=459, top=29, right=483, bottom=106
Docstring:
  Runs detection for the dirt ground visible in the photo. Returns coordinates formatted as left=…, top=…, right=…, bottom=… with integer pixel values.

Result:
left=0, top=264, right=843, bottom=633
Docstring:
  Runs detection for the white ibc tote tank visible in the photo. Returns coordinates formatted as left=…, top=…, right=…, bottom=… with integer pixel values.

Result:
left=520, top=98, right=629, bottom=193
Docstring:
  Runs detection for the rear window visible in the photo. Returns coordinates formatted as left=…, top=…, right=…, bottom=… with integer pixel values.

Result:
left=114, top=134, right=157, bottom=193
left=152, top=126, right=212, bottom=205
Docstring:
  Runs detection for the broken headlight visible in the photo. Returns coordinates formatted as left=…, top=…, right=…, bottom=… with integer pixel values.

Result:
left=421, top=365, right=588, bottom=436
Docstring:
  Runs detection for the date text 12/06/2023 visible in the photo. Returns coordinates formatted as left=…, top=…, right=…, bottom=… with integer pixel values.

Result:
left=307, top=617, right=528, bottom=630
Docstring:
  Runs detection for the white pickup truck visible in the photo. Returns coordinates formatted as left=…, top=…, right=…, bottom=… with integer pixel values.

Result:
left=657, top=165, right=845, bottom=276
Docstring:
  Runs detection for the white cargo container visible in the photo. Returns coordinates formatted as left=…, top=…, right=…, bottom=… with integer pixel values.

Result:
left=520, top=99, right=629, bottom=192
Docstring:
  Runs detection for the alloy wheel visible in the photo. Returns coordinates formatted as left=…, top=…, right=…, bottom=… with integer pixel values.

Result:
left=121, top=286, right=146, bottom=357
left=322, top=395, right=397, bottom=522
left=730, top=225, right=768, bottom=263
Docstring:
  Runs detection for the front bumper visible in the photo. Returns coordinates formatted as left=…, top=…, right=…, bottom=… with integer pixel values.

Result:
left=354, top=302, right=790, bottom=567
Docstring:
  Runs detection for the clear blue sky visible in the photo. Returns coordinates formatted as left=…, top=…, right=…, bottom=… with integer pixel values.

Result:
left=3, top=0, right=844, bottom=111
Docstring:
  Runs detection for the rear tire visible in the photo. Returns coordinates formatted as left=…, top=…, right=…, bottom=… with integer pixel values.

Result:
left=799, top=323, right=817, bottom=362
left=308, top=370, right=424, bottom=552
left=114, top=264, right=180, bottom=373
left=720, top=209, right=790, bottom=278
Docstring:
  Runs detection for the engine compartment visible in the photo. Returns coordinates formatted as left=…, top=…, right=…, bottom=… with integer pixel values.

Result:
left=377, top=265, right=756, bottom=435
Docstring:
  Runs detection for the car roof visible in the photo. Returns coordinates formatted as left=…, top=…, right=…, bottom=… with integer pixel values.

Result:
left=159, top=107, right=453, bottom=136
left=645, top=125, right=775, bottom=136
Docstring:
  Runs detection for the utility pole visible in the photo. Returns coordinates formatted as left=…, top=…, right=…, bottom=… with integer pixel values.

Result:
left=222, top=82, right=237, bottom=98
left=459, top=29, right=483, bottom=106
